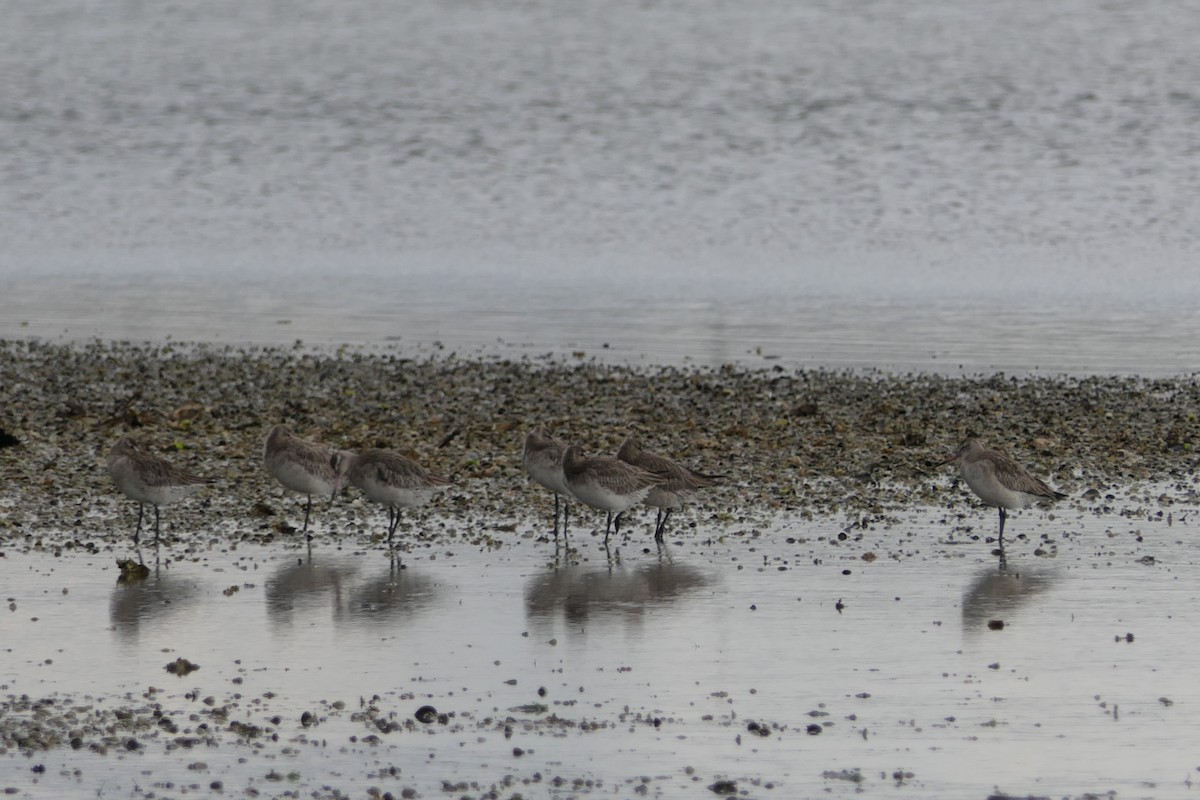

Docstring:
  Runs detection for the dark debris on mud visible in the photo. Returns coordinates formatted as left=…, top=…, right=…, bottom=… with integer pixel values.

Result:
left=0, top=685, right=773, bottom=800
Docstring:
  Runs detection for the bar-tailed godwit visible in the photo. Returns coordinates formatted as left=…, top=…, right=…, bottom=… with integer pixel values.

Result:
left=263, top=424, right=343, bottom=536
left=942, top=437, right=1067, bottom=545
left=337, top=448, right=453, bottom=545
left=523, top=428, right=572, bottom=538
left=106, top=435, right=209, bottom=544
left=616, top=437, right=720, bottom=540
left=562, top=443, right=663, bottom=546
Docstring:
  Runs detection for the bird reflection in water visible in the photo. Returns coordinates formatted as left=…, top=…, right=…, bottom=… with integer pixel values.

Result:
left=109, top=556, right=198, bottom=641
left=337, top=554, right=436, bottom=624
left=524, top=550, right=710, bottom=632
left=961, top=563, right=1056, bottom=634
left=595, top=528, right=676, bottom=566
left=266, top=552, right=435, bottom=626
left=265, top=551, right=356, bottom=622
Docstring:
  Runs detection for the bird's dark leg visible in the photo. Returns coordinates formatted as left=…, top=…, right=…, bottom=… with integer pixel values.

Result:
left=153, top=505, right=161, bottom=546
left=653, top=509, right=663, bottom=538
left=561, top=500, right=570, bottom=548
left=553, top=493, right=561, bottom=539
left=387, top=507, right=400, bottom=545
left=998, top=507, right=1007, bottom=545
left=134, top=503, right=144, bottom=545
left=302, top=494, right=314, bottom=534
left=655, top=508, right=672, bottom=542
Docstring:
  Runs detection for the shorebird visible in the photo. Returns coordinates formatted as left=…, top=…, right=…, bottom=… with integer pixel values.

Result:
left=562, top=443, right=664, bottom=546
left=263, top=424, right=343, bottom=536
left=336, top=448, right=453, bottom=545
left=106, top=435, right=209, bottom=544
left=941, top=438, right=1067, bottom=545
left=523, top=428, right=572, bottom=538
left=616, top=437, right=720, bottom=540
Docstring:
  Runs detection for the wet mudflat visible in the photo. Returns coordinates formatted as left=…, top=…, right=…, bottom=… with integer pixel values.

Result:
left=1, top=341, right=1199, bottom=798
left=3, top=488, right=1200, bottom=800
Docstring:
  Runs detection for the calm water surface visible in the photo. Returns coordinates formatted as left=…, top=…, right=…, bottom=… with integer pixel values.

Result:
left=3, top=0, right=1200, bottom=374
left=4, top=493, right=1200, bottom=798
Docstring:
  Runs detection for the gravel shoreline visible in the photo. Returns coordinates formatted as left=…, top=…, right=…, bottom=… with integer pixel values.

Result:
left=0, top=338, right=1197, bottom=549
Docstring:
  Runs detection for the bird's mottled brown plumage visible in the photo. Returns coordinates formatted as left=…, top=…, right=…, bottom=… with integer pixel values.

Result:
left=107, top=435, right=209, bottom=544
left=522, top=428, right=572, bottom=538
left=616, top=437, right=720, bottom=539
left=337, top=448, right=452, bottom=544
left=562, top=444, right=664, bottom=545
left=263, top=424, right=342, bottom=534
left=943, top=437, right=1067, bottom=552
left=617, top=437, right=718, bottom=494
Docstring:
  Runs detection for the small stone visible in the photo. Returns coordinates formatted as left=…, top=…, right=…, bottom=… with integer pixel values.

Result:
left=165, top=657, right=200, bottom=676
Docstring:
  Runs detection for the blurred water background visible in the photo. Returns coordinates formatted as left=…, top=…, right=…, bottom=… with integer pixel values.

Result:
left=2, top=0, right=1199, bottom=374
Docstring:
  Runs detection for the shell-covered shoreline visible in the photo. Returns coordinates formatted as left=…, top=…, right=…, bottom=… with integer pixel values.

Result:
left=0, top=338, right=1196, bottom=548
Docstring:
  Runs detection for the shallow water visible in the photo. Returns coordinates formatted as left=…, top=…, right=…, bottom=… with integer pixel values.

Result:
left=4, top=0, right=1200, bottom=374
left=5, top=493, right=1200, bottom=798
left=5, top=266, right=1200, bottom=376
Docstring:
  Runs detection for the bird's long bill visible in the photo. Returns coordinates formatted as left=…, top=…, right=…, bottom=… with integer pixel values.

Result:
left=330, top=476, right=342, bottom=505
left=936, top=451, right=959, bottom=465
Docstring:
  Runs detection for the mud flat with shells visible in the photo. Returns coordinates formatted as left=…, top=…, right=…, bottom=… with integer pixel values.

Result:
left=2, top=339, right=1200, bottom=799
